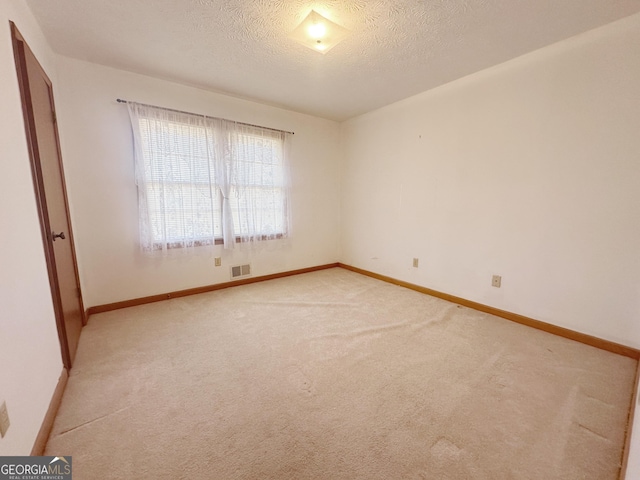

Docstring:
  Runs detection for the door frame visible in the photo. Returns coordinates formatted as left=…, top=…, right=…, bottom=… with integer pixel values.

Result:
left=11, top=22, right=86, bottom=369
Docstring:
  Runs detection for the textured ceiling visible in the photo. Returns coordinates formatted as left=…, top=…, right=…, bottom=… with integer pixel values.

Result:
left=25, top=0, right=640, bottom=120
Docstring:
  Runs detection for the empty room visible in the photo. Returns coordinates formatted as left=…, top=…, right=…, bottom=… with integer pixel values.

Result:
left=1, top=0, right=640, bottom=478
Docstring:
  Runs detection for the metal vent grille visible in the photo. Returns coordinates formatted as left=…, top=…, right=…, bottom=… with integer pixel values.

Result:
left=231, top=264, right=251, bottom=279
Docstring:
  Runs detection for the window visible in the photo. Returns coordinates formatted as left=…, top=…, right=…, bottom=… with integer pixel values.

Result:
left=127, top=103, right=290, bottom=251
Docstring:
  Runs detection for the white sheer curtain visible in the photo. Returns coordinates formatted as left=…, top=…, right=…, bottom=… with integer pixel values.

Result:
left=127, top=102, right=291, bottom=252
left=230, top=125, right=290, bottom=245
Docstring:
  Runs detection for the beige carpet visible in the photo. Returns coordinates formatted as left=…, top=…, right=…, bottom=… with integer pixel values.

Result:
left=45, top=268, right=636, bottom=479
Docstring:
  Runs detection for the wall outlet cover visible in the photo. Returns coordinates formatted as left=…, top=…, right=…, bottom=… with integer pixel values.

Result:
left=492, top=275, right=502, bottom=288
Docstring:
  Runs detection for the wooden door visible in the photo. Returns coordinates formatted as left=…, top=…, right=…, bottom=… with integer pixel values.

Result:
left=11, top=23, right=85, bottom=369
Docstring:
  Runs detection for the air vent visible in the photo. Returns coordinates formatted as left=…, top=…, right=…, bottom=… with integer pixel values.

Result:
left=231, top=264, right=251, bottom=279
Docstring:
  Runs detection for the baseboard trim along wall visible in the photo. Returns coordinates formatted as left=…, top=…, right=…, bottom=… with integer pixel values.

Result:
left=337, top=263, right=640, bottom=480
left=86, top=263, right=340, bottom=316
left=31, top=368, right=68, bottom=456
left=88, top=261, right=640, bottom=359
left=621, top=363, right=640, bottom=480
left=50, top=263, right=639, bottom=476
left=338, top=263, right=640, bottom=360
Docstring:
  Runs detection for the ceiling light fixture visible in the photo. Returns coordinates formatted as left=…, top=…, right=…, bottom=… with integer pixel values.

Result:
left=289, top=10, right=350, bottom=54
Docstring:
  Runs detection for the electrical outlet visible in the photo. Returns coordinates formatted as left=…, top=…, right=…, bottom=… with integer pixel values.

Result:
left=0, top=401, right=10, bottom=438
left=492, top=275, right=502, bottom=288
left=413, top=258, right=419, bottom=268
left=214, top=257, right=222, bottom=267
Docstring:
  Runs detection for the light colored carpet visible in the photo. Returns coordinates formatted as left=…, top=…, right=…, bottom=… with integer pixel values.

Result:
left=45, top=268, right=636, bottom=479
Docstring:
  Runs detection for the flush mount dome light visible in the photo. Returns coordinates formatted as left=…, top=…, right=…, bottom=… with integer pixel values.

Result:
left=289, top=10, right=350, bottom=54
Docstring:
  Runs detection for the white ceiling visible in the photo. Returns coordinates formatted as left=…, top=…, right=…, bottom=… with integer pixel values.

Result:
left=26, top=0, right=640, bottom=121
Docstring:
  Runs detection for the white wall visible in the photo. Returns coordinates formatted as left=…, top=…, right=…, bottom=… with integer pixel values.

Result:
left=0, top=0, right=65, bottom=455
left=53, top=57, right=342, bottom=308
left=342, top=17, right=640, bottom=474
left=341, top=13, right=640, bottom=349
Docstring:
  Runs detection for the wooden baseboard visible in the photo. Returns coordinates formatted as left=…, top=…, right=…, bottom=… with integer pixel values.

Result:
left=338, top=263, right=640, bottom=360
left=337, top=263, right=640, bottom=480
left=620, top=362, right=640, bottom=479
left=86, top=263, right=340, bottom=317
left=31, top=368, right=68, bottom=456
left=75, top=261, right=640, bottom=477
left=65, top=262, right=640, bottom=477
left=89, top=261, right=640, bottom=359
